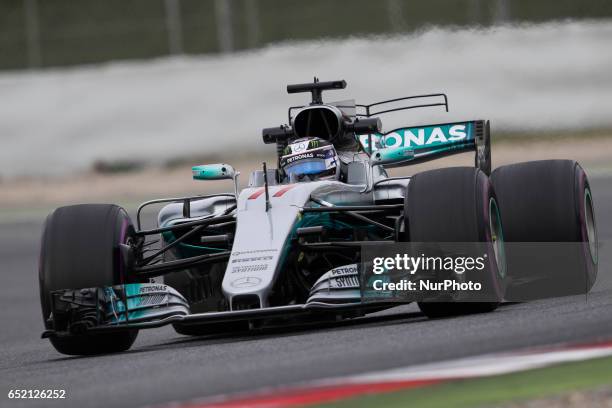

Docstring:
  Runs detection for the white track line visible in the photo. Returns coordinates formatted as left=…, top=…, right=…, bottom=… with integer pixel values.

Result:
left=326, top=343, right=612, bottom=386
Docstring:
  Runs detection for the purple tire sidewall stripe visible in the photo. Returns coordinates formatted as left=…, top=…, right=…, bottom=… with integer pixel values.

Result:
left=118, top=215, right=128, bottom=284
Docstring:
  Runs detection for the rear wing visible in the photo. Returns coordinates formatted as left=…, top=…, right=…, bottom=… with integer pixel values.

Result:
left=363, top=120, right=491, bottom=175
left=356, top=94, right=490, bottom=175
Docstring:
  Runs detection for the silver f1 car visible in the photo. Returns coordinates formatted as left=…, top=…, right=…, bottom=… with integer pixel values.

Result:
left=39, top=79, right=598, bottom=355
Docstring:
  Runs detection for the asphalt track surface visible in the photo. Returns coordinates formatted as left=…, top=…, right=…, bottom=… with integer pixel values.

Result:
left=1, top=176, right=611, bottom=408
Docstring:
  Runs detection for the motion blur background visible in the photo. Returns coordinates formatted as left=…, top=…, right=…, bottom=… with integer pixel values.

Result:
left=3, top=0, right=612, bottom=69
left=1, top=0, right=612, bottom=209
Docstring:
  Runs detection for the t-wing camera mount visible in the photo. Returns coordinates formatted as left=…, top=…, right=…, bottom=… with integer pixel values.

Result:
left=286, top=77, right=347, bottom=105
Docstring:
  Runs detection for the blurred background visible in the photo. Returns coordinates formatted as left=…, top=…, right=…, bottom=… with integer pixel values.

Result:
left=3, top=0, right=612, bottom=69
left=1, top=0, right=611, bottom=213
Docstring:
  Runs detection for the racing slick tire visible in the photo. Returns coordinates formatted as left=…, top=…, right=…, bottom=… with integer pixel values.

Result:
left=405, top=167, right=507, bottom=318
left=39, top=204, right=138, bottom=355
left=491, top=160, right=598, bottom=300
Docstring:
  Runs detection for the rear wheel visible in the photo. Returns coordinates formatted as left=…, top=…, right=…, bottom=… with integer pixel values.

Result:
left=39, top=204, right=138, bottom=355
left=405, top=167, right=506, bottom=318
left=491, top=160, right=598, bottom=299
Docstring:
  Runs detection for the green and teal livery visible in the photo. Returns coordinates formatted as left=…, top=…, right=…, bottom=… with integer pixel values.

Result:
left=104, top=283, right=190, bottom=324
left=363, top=121, right=479, bottom=166
left=192, top=163, right=235, bottom=181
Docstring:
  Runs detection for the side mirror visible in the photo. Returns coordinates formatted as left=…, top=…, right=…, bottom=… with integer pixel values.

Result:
left=371, top=146, right=415, bottom=167
left=192, top=163, right=236, bottom=180
left=346, top=117, right=382, bottom=135
left=192, top=163, right=240, bottom=202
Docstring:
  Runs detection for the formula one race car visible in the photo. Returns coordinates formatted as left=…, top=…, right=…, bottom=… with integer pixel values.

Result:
left=39, top=79, right=598, bottom=355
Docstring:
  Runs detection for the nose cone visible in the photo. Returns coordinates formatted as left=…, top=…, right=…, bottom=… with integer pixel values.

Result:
left=221, top=184, right=307, bottom=309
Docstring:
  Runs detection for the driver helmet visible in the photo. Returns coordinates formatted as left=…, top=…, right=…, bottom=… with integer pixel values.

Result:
left=280, top=137, right=340, bottom=182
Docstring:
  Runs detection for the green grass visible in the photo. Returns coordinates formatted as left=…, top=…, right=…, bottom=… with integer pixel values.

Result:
left=316, top=355, right=612, bottom=408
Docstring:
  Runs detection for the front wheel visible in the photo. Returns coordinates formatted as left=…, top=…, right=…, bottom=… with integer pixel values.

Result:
left=39, top=204, right=138, bottom=355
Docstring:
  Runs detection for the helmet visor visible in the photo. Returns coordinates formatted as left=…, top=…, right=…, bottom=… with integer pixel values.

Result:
left=284, top=159, right=329, bottom=177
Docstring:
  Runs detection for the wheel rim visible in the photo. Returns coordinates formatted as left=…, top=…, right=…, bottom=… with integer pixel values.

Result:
left=489, top=197, right=506, bottom=279
left=584, top=188, right=598, bottom=264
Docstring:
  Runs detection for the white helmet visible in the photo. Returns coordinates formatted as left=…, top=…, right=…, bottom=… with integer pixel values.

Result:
left=280, top=137, right=340, bottom=182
